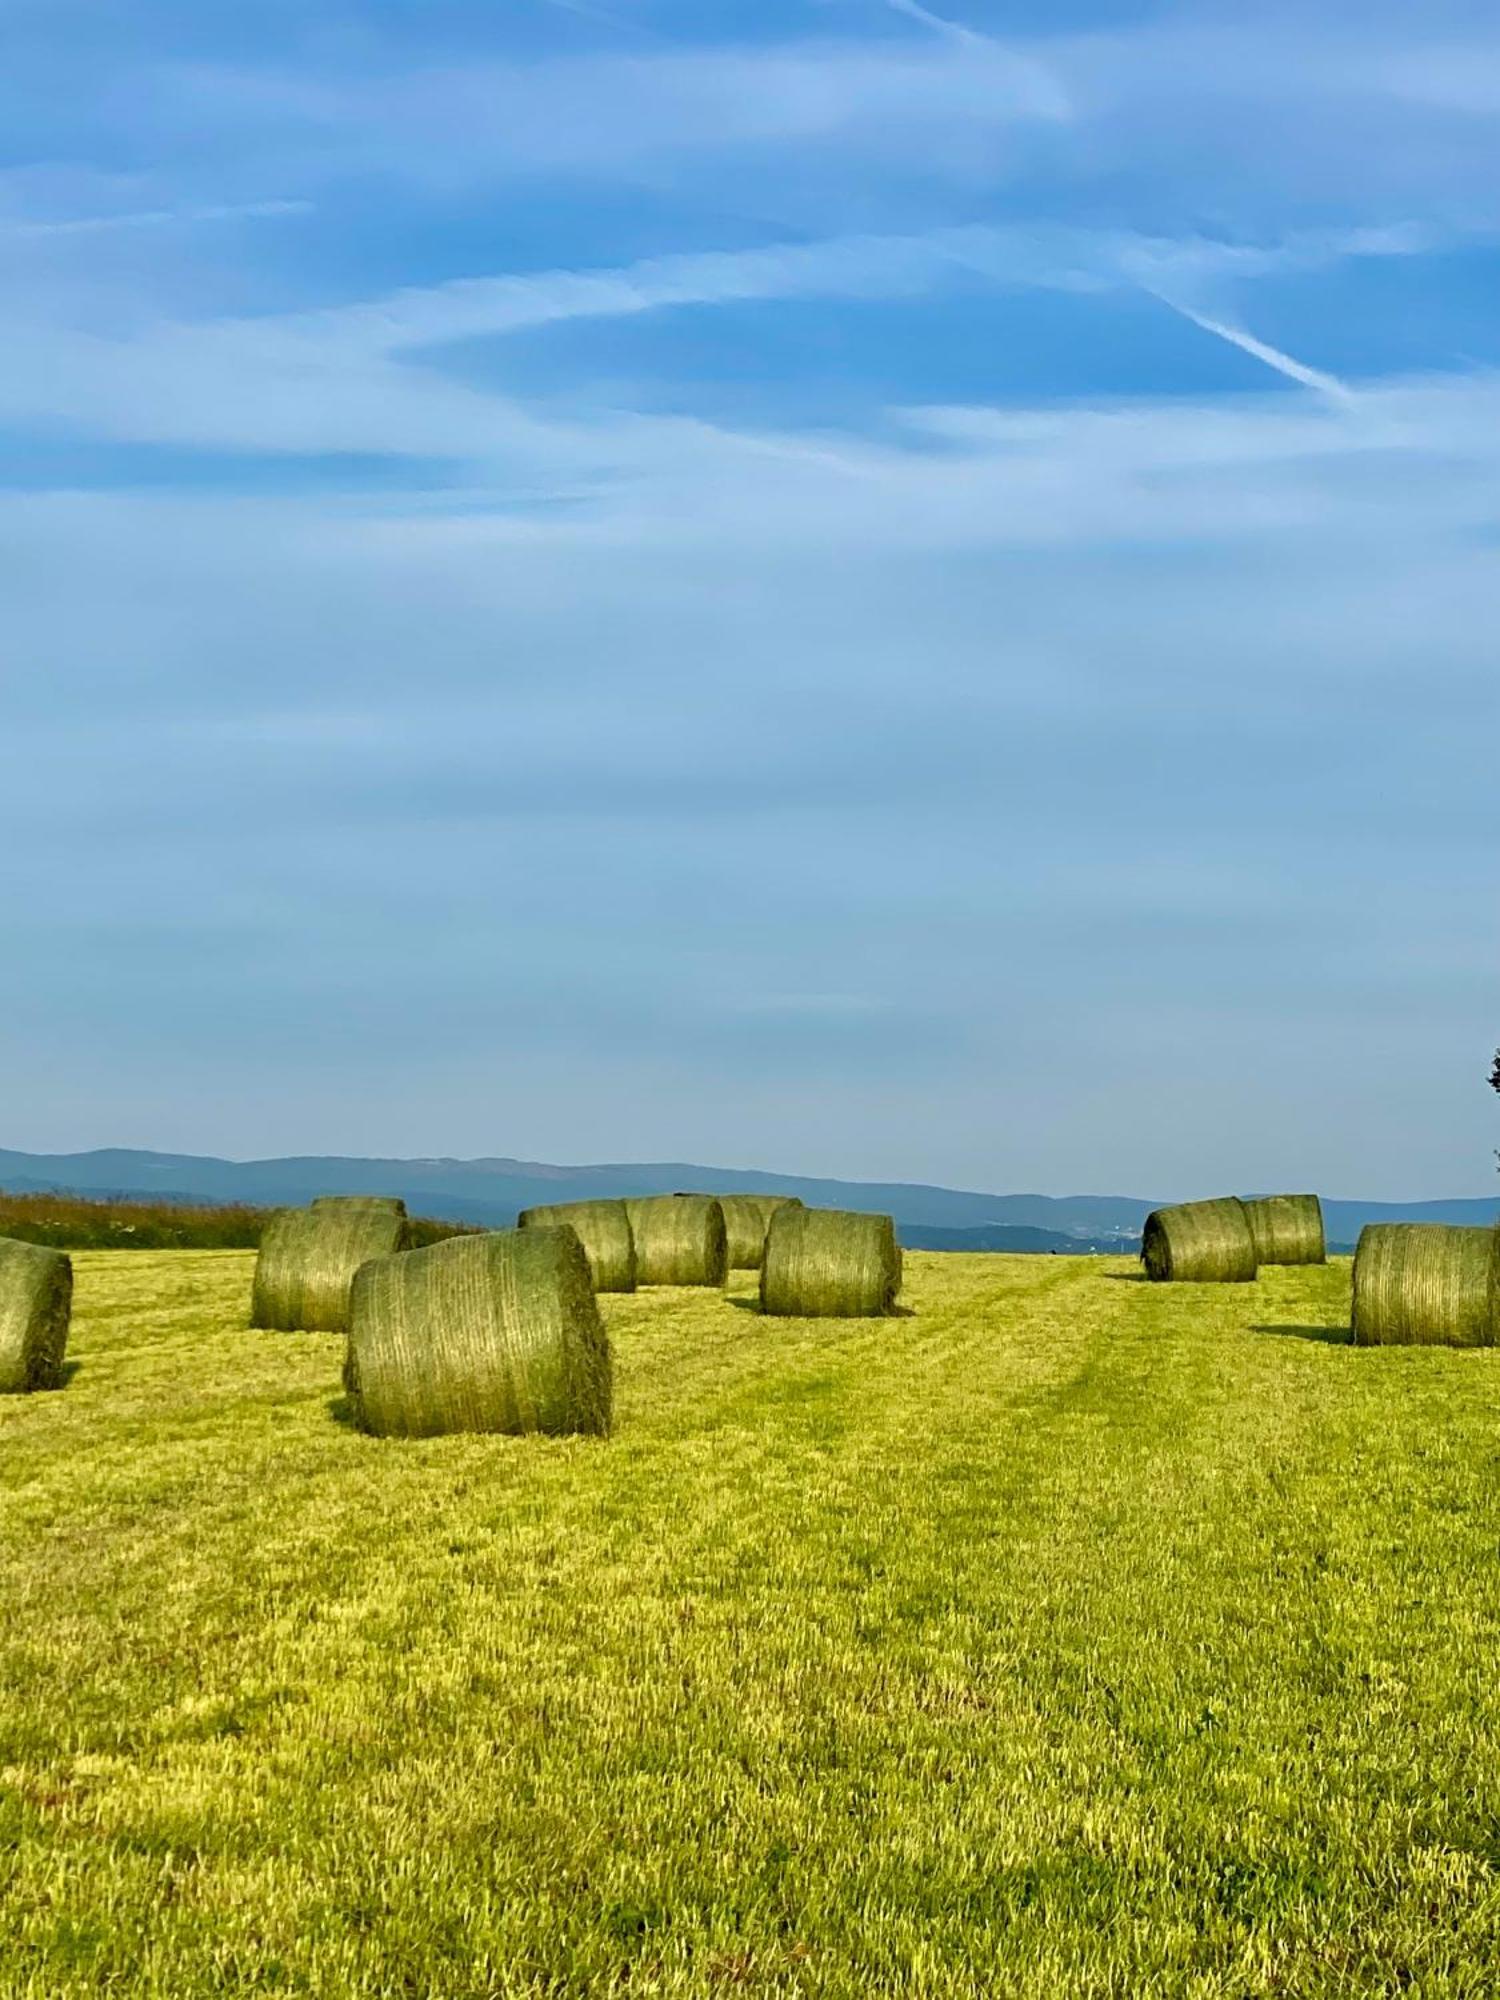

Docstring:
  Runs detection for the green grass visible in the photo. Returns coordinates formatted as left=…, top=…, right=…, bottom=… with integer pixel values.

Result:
left=4, top=1251, right=1500, bottom=1997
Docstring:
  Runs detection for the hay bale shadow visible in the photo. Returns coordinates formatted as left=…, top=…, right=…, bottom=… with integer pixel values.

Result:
left=725, top=1295, right=915, bottom=1319
left=1253, top=1323, right=1352, bottom=1346
left=326, top=1394, right=359, bottom=1429
left=35, top=1359, right=83, bottom=1391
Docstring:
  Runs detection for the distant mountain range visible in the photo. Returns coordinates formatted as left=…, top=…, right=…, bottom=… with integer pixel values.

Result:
left=2, top=1147, right=1496, bottom=1252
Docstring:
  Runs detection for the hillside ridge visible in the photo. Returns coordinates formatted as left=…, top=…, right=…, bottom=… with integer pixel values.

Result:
left=2, top=1146, right=1495, bottom=1245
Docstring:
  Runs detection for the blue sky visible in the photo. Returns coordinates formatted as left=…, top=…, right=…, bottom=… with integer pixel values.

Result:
left=2, top=0, right=1495, bottom=1197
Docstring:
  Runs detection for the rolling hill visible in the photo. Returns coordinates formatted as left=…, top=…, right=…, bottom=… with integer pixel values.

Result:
left=1, top=1146, right=1494, bottom=1250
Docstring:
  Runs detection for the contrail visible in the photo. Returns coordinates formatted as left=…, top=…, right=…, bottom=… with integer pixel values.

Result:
left=882, top=0, right=1070, bottom=114
left=539, top=0, right=634, bottom=27
left=886, top=0, right=984, bottom=42
left=1156, top=295, right=1354, bottom=403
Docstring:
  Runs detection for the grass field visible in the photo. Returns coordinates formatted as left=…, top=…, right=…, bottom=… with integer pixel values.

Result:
left=5, top=1251, right=1500, bottom=1997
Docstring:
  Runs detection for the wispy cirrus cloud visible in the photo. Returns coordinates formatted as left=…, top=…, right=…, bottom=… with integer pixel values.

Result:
left=7, top=9, right=1497, bottom=224
left=3, top=361, right=1493, bottom=1184
left=271, top=218, right=1441, bottom=355
left=0, top=214, right=1436, bottom=479
left=16, top=33, right=1071, bottom=195
left=1, top=197, right=312, bottom=238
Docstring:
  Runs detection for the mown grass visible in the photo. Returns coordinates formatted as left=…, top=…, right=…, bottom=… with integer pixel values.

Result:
left=3, top=1251, right=1500, bottom=1997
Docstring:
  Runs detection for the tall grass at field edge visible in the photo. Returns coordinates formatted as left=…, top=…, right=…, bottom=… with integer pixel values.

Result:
left=0, top=1192, right=473, bottom=1252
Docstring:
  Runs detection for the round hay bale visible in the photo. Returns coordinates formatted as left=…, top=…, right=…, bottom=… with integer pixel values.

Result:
left=1352, top=1223, right=1499, bottom=1347
left=250, top=1206, right=411, bottom=1333
left=310, top=1194, right=408, bottom=1217
left=760, top=1207, right=902, bottom=1317
left=516, top=1200, right=636, bottom=1293
left=345, top=1227, right=611, bottom=1438
left=719, top=1193, right=805, bottom=1271
left=624, top=1195, right=728, bottom=1287
left=1243, top=1194, right=1325, bottom=1266
left=0, top=1236, right=72, bottom=1393
left=1140, top=1199, right=1257, bottom=1282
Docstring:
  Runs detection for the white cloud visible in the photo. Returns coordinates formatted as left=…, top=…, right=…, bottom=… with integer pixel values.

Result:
left=0, top=213, right=1450, bottom=478
left=17, top=11, right=1492, bottom=219
left=118, top=33, right=1072, bottom=190
left=0, top=198, right=311, bottom=238
left=270, top=218, right=1442, bottom=357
